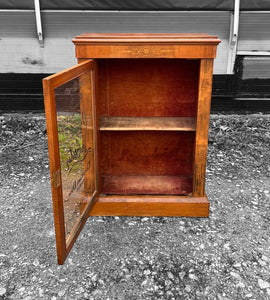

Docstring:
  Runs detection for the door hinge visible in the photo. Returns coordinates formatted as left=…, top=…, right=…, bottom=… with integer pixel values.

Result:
left=52, top=169, right=61, bottom=188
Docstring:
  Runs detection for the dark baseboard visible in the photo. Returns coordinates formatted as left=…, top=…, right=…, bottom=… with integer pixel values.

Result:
left=0, top=73, right=49, bottom=112
left=1, top=73, right=270, bottom=113
left=0, top=94, right=44, bottom=112
left=211, top=97, right=270, bottom=113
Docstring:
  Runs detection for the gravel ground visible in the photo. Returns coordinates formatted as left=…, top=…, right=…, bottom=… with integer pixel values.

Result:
left=0, top=113, right=270, bottom=300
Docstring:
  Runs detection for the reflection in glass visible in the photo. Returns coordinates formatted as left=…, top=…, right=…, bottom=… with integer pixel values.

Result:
left=55, top=74, right=95, bottom=239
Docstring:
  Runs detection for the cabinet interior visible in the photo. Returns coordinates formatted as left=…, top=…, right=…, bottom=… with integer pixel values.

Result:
left=97, top=59, right=200, bottom=195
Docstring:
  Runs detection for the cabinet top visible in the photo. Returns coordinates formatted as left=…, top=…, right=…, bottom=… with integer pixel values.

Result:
left=73, top=33, right=220, bottom=44
left=73, top=33, right=221, bottom=59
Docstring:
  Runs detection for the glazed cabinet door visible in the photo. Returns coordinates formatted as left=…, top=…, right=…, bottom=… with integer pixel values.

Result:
left=43, top=60, right=98, bottom=264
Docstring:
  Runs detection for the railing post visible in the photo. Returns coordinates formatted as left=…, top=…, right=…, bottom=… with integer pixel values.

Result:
left=34, top=0, right=44, bottom=47
left=227, top=0, right=240, bottom=74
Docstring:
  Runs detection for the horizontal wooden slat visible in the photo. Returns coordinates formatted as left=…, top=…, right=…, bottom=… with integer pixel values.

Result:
left=75, top=33, right=218, bottom=40
left=96, top=195, right=204, bottom=202
left=43, top=60, right=93, bottom=88
left=80, top=195, right=209, bottom=217
left=99, top=116, right=196, bottom=131
left=73, top=34, right=220, bottom=45
left=75, top=44, right=218, bottom=59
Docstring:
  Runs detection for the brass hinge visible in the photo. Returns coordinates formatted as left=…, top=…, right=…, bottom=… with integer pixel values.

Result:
left=52, top=169, right=61, bottom=188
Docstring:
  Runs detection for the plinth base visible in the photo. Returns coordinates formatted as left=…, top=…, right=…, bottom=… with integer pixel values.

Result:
left=81, top=195, right=209, bottom=217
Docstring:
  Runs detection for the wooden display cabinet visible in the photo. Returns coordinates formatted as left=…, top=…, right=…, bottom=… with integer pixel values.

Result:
left=43, top=33, right=220, bottom=264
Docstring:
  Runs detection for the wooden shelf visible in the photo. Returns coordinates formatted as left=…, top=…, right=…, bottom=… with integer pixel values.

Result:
left=99, top=117, right=196, bottom=131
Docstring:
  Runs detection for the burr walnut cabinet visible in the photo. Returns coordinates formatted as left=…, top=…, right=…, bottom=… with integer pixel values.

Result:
left=43, top=33, right=220, bottom=264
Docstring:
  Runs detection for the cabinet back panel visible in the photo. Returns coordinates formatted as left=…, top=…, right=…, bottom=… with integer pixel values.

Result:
left=98, top=59, right=199, bottom=117
left=100, top=131, right=194, bottom=176
left=101, top=175, right=192, bottom=195
left=100, top=131, right=194, bottom=194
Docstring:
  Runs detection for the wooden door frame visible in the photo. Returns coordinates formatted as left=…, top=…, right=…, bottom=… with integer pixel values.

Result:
left=43, top=60, right=98, bottom=264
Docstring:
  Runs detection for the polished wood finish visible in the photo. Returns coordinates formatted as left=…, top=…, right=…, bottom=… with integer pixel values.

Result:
left=100, top=117, right=196, bottom=131
left=193, top=59, right=214, bottom=197
left=74, top=33, right=219, bottom=213
left=75, top=33, right=219, bottom=40
left=79, top=70, right=94, bottom=195
left=80, top=195, right=209, bottom=217
left=44, top=33, right=220, bottom=264
left=73, top=33, right=220, bottom=59
left=43, top=77, right=66, bottom=264
left=43, top=60, right=98, bottom=264
left=81, top=33, right=219, bottom=212
left=44, top=60, right=93, bottom=89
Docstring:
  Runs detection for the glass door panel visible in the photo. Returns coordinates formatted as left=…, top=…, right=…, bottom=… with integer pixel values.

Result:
left=43, top=60, right=97, bottom=264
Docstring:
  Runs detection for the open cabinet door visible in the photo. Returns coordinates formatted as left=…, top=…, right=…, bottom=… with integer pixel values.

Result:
left=43, top=60, right=98, bottom=264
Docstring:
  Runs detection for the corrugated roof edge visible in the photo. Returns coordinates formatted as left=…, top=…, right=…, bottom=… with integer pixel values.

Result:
left=1, top=0, right=270, bottom=11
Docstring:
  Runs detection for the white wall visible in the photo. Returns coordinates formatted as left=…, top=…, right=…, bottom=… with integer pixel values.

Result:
left=238, top=12, right=270, bottom=51
left=0, top=10, right=230, bottom=74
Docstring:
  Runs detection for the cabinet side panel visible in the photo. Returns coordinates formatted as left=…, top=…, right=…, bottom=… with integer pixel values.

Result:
left=193, top=59, right=213, bottom=197
left=98, top=59, right=199, bottom=117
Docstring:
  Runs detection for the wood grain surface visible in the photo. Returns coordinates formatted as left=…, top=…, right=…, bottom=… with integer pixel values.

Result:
left=80, top=195, right=209, bottom=217
left=99, top=117, right=196, bottom=131
left=98, top=59, right=199, bottom=117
